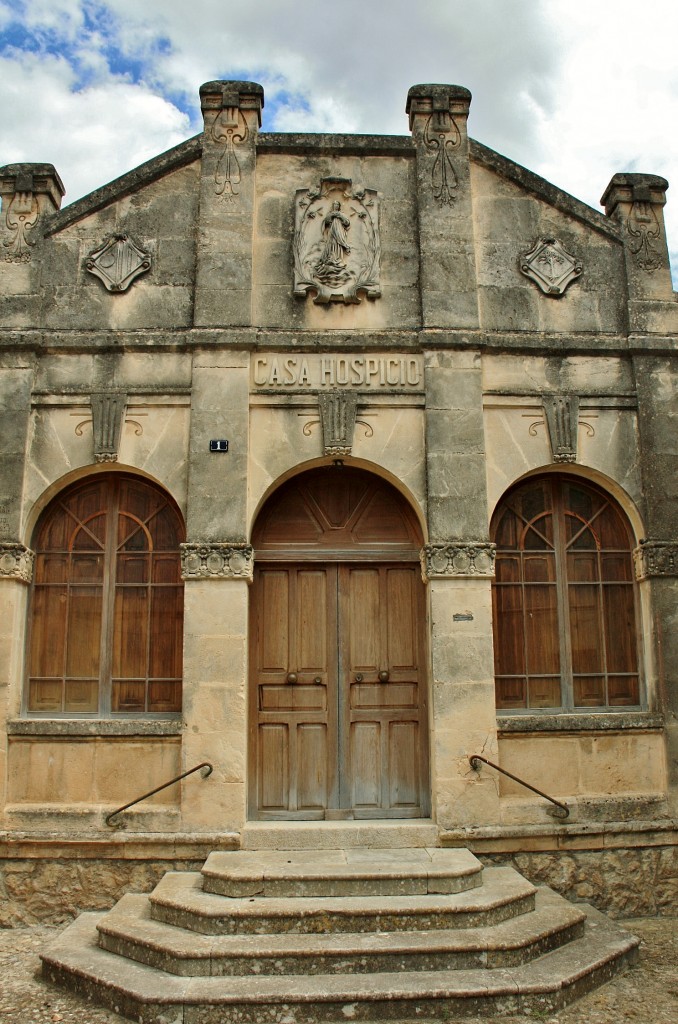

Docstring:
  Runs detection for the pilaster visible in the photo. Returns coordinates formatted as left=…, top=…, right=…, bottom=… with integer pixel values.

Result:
left=601, top=173, right=673, bottom=305
left=406, top=84, right=479, bottom=329
left=194, top=80, right=264, bottom=327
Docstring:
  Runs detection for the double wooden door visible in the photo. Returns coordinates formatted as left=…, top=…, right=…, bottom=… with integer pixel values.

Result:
left=250, top=562, right=428, bottom=819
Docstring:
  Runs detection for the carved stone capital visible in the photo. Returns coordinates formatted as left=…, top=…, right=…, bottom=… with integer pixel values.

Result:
left=634, top=541, right=678, bottom=580
left=181, top=543, right=254, bottom=581
left=0, top=543, right=35, bottom=583
left=421, top=543, right=495, bottom=580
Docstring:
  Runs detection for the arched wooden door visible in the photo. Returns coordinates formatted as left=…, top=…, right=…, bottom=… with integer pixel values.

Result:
left=249, top=467, right=429, bottom=819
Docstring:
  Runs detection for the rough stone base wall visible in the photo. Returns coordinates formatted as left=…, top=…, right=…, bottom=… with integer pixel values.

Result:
left=0, top=858, right=204, bottom=926
left=483, top=846, right=678, bottom=917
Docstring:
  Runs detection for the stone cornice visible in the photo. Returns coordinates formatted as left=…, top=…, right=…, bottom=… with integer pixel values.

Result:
left=181, top=543, right=253, bottom=581
left=421, top=542, right=495, bottom=579
left=634, top=541, right=678, bottom=579
left=0, top=543, right=34, bottom=583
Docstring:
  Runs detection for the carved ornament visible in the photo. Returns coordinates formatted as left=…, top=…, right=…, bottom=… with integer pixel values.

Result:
left=423, top=112, right=461, bottom=205
left=317, top=390, right=359, bottom=456
left=0, top=543, right=35, bottom=583
left=85, top=234, right=152, bottom=292
left=626, top=202, right=663, bottom=272
left=421, top=543, right=496, bottom=580
left=543, top=395, right=580, bottom=463
left=634, top=541, right=678, bottom=579
left=181, top=543, right=254, bottom=581
left=211, top=106, right=248, bottom=200
left=294, top=177, right=380, bottom=305
left=520, top=237, right=582, bottom=295
left=3, top=191, right=39, bottom=263
left=90, top=393, right=127, bottom=463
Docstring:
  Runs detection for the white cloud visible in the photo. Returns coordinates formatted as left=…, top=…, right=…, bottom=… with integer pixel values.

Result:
left=1, top=0, right=676, bottom=280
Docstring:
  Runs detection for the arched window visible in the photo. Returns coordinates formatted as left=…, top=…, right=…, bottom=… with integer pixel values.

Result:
left=491, top=476, right=640, bottom=711
left=27, top=474, right=184, bottom=716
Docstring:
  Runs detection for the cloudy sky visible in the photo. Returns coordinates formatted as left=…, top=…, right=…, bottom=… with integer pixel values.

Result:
left=1, top=0, right=676, bottom=283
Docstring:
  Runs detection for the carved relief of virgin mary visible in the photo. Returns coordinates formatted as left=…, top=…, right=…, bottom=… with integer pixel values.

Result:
left=293, top=177, right=381, bottom=305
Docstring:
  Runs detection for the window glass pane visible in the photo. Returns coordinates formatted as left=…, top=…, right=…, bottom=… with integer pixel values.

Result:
left=71, top=514, right=107, bottom=551
left=118, top=514, right=150, bottom=552
left=525, top=585, right=560, bottom=674
left=64, top=679, right=98, bottom=713
left=604, top=584, right=638, bottom=673
left=496, top=677, right=526, bottom=709
left=148, top=680, right=181, bottom=713
left=28, top=679, right=62, bottom=713
left=573, top=675, right=606, bottom=707
left=569, top=584, right=603, bottom=673
left=30, top=587, right=67, bottom=678
left=493, top=586, right=525, bottom=675
left=567, top=551, right=599, bottom=582
left=565, top=484, right=598, bottom=523
left=149, top=587, right=183, bottom=679
left=527, top=676, right=561, bottom=708
left=111, top=680, right=145, bottom=712
left=608, top=675, right=640, bottom=706
left=113, top=587, right=149, bottom=678
left=523, top=514, right=553, bottom=550
left=66, top=587, right=103, bottom=677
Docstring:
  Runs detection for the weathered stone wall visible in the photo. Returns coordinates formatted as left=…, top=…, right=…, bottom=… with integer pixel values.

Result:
left=484, top=845, right=678, bottom=918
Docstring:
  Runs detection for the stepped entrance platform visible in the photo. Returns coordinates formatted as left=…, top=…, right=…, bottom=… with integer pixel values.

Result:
left=41, top=838, right=640, bottom=1022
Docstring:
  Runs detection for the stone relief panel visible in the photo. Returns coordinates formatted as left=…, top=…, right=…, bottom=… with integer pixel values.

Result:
left=0, top=543, right=34, bottom=583
left=85, top=234, right=152, bottom=292
left=211, top=106, right=249, bottom=200
left=293, top=177, right=381, bottom=304
left=422, top=543, right=496, bottom=579
left=423, top=109, right=461, bottom=205
left=634, top=541, right=678, bottom=579
left=181, top=543, right=254, bottom=581
left=3, top=190, right=39, bottom=263
left=519, top=237, right=583, bottom=296
left=90, top=392, right=127, bottom=463
left=542, top=395, right=581, bottom=463
left=626, top=201, right=663, bottom=272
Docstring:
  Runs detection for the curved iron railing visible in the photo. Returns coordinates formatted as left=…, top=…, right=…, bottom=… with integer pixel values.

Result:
left=468, top=754, right=569, bottom=819
left=105, top=761, right=213, bottom=827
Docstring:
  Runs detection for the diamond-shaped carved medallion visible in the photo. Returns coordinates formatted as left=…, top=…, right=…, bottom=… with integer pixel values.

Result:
left=519, top=237, right=582, bottom=296
left=85, top=234, right=152, bottom=292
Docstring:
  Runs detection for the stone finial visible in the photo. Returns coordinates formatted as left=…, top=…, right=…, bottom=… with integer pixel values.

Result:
left=406, top=84, right=472, bottom=132
left=600, top=173, right=671, bottom=276
left=0, top=163, right=65, bottom=264
left=199, top=80, right=264, bottom=127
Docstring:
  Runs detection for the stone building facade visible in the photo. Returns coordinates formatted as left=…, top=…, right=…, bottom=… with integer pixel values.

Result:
left=1, top=81, right=677, bottom=919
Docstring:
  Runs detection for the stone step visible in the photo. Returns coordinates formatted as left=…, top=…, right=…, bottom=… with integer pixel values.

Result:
left=201, top=847, right=483, bottom=898
left=148, top=866, right=536, bottom=935
left=97, top=887, right=587, bottom=976
left=42, top=908, right=640, bottom=1023
left=239, top=819, right=440, bottom=850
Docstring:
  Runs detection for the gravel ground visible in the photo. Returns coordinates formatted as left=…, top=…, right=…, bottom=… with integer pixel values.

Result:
left=0, top=918, right=676, bottom=1023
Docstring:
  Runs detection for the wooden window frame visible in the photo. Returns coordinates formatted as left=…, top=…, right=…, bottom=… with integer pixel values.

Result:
left=24, top=474, right=185, bottom=719
left=491, top=475, right=643, bottom=714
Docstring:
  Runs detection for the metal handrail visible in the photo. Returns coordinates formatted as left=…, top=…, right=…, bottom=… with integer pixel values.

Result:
left=468, top=754, right=569, bottom=819
left=105, top=761, right=213, bottom=827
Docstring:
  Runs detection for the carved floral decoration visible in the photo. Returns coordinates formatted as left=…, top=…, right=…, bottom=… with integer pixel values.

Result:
left=634, top=541, right=678, bottom=579
left=423, top=111, right=461, bottom=205
left=181, top=543, right=254, bottom=581
left=210, top=106, right=249, bottom=200
left=0, top=544, right=35, bottom=583
left=85, top=234, right=152, bottom=292
left=3, top=191, right=39, bottom=263
left=421, top=543, right=496, bottom=580
left=626, top=201, right=663, bottom=272
left=520, top=237, right=582, bottom=296
left=294, top=178, right=381, bottom=304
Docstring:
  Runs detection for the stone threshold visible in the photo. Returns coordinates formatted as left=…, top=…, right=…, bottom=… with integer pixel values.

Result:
left=0, top=831, right=239, bottom=860
left=441, top=818, right=678, bottom=853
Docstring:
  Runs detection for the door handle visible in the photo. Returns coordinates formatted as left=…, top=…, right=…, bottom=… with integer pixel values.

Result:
left=379, top=669, right=390, bottom=682
left=286, top=672, right=297, bottom=684
left=354, top=673, right=363, bottom=683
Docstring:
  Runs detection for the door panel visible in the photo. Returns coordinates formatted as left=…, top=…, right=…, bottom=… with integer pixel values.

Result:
left=251, top=562, right=427, bottom=819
